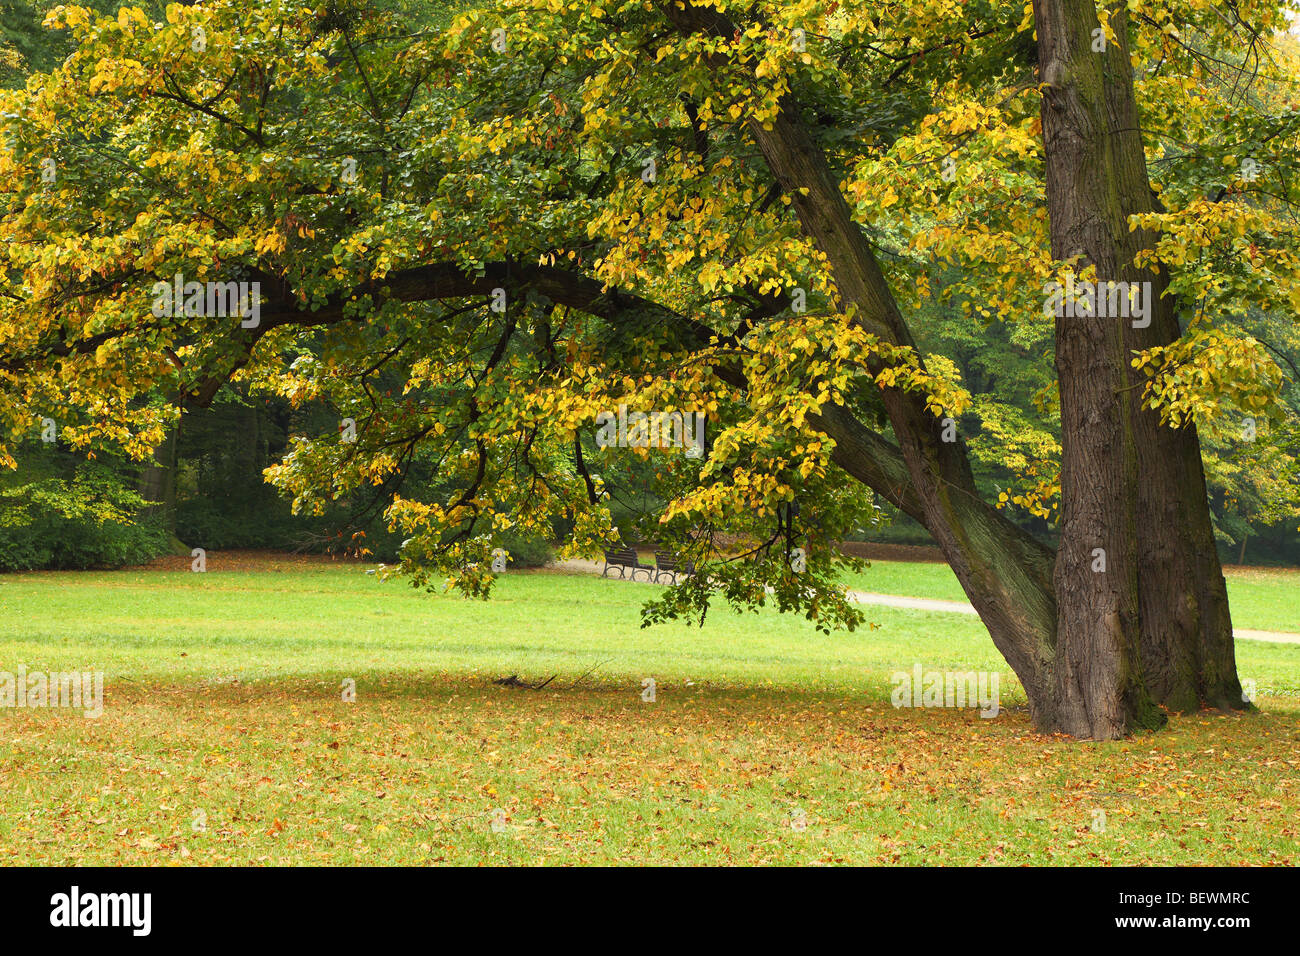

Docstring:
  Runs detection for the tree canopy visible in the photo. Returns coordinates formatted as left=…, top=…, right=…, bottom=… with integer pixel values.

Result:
left=2, top=0, right=1298, bottom=733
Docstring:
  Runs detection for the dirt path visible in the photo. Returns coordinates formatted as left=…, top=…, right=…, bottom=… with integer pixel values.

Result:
left=547, top=558, right=1300, bottom=645
left=1232, top=629, right=1300, bottom=645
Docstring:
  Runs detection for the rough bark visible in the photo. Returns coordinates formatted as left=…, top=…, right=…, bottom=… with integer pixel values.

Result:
left=1132, top=291, right=1242, bottom=712
left=1032, top=0, right=1160, bottom=737
left=1033, top=0, right=1242, bottom=724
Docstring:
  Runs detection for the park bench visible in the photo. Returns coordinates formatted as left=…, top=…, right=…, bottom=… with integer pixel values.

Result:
left=652, top=550, right=695, bottom=584
left=602, top=544, right=653, bottom=581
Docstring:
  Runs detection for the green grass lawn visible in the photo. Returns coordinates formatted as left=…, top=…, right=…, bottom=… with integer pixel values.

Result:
left=0, top=559, right=1297, bottom=865
left=840, top=561, right=1300, bottom=633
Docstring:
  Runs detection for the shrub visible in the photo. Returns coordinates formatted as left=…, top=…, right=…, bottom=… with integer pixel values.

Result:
left=0, top=458, right=171, bottom=570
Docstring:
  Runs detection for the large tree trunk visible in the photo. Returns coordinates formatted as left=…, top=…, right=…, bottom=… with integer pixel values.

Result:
left=1131, top=292, right=1242, bottom=711
left=1033, top=0, right=1244, bottom=723
left=1032, top=0, right=1161, bottom=736
left=1049, top=258, right=1153, bottom=738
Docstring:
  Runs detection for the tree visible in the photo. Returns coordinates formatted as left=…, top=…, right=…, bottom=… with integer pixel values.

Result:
left=1, top=0, right=1296, bottom=736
